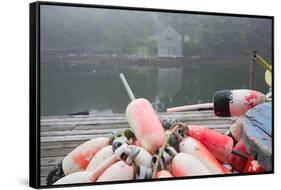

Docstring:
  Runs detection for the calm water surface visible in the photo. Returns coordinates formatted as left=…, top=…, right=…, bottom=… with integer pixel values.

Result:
left=40, top=62, right=268, bottom=116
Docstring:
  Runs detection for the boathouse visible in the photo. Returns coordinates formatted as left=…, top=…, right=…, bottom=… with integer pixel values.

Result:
left=157, top=26, right=183, bottom=57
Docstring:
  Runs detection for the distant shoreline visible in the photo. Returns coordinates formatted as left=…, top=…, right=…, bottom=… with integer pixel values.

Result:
left=41, top=55, right=254, bottom=66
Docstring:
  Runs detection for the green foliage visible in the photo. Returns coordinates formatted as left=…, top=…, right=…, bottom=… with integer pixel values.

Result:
left=157, top=14, right=272, bottom=57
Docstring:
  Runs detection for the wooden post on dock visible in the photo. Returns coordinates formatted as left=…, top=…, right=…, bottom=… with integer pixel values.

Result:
left=250, top=51, right=257, bottom=90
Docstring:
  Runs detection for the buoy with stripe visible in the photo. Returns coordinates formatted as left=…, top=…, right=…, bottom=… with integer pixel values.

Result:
left=179, top=137, right=230, bottom=174
left=228, top=139, right=249, bottom=172
left=213, top=89, right=266, bottom=117
left=129, top=145, right=152, bottom=168
left=136, top=165, right=152, bottom=179
left=172, top=153, right=211, bottom=177
left=167, top=89, right=266, bottom=118
left=187, top=125, right=233, bottom=163
left=46, top=137, right=109, bottom=185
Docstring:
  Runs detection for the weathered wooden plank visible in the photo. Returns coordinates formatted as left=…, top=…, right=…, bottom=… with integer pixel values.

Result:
left=41, top=126, right=77, bottom=132
left=41, top=111, right=230, bottom=121
left=41, top=128, right=120, bottom=137
left=41, top=119, right=234, bottom=129
left=41, top=177, right=47, bottom=186
left=41, top=156, right=63, bottom=166
left=41, top=124, right=232, bottom=137
left=40, top=111, right=215, bottom=120
left=41, top=140, right=88, bottom=149
left=40, top=114, right=220, bottom=124
left=41, top=165, right=55, bottom=178
left=41, top=147, right=75, bottom=157
left=40, top=124, right=129, bottom=132
left=41, top=134, right=111, bottom=143
left=40, top=124, right=232, bottom=143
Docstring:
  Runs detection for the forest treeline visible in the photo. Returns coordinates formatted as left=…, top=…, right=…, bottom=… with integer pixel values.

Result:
left=41, top=6, right=272, bottom=59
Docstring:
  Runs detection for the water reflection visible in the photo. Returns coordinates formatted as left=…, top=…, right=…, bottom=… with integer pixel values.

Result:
left=40, top=62, right=267, bottom=116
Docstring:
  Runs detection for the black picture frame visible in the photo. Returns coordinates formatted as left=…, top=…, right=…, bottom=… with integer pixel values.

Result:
left=30, top=1, right=274, bottom=189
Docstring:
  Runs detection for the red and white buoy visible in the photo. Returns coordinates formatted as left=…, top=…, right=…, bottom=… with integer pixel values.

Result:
left=55, top=154, right=118, bottom=184
left=213, top=89, right=266, bottom=117
left=86, top=145, right=114, bottom=172
left=62, top=137, right=110, bottom=175
left=120, top=73, right=165, bottom=154
left=155, top=170, right=173, bottom=178
left=179, top=137, right=230, bottom=174
left=96, top=161, right=135, bottom=182
left=167, top=89, right=266, bottom=117
left=187, top=125, right=234, bottom=163
left=172, top=153, right=211, bottom=177
left=54, top=143, right=137, bottom=184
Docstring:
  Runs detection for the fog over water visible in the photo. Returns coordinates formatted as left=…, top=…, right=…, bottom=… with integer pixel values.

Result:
left=40, top=5, right=272, bottom=116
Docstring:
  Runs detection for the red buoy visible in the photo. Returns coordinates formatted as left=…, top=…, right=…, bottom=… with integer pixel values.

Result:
left=228, top=139, right=249, bottom=172
left=187, top=125, right=233, bottom=163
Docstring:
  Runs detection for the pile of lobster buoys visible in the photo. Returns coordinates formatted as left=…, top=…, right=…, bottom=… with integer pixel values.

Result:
left=46, top=74, right=270, bottom=185
left=46, top=90, right=269, bottom=186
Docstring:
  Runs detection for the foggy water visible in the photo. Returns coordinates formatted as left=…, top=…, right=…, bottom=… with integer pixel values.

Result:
left=40, top=62, right=268, bottom=116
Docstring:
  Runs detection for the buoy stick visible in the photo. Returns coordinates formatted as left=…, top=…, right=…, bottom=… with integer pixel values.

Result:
left=167, top=103, right=214, bottom=112
left=119, top=73, right=136, bottom=101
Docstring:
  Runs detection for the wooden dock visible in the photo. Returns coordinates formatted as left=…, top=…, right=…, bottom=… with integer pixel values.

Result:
left=40, top=111, right=236, bottom=186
